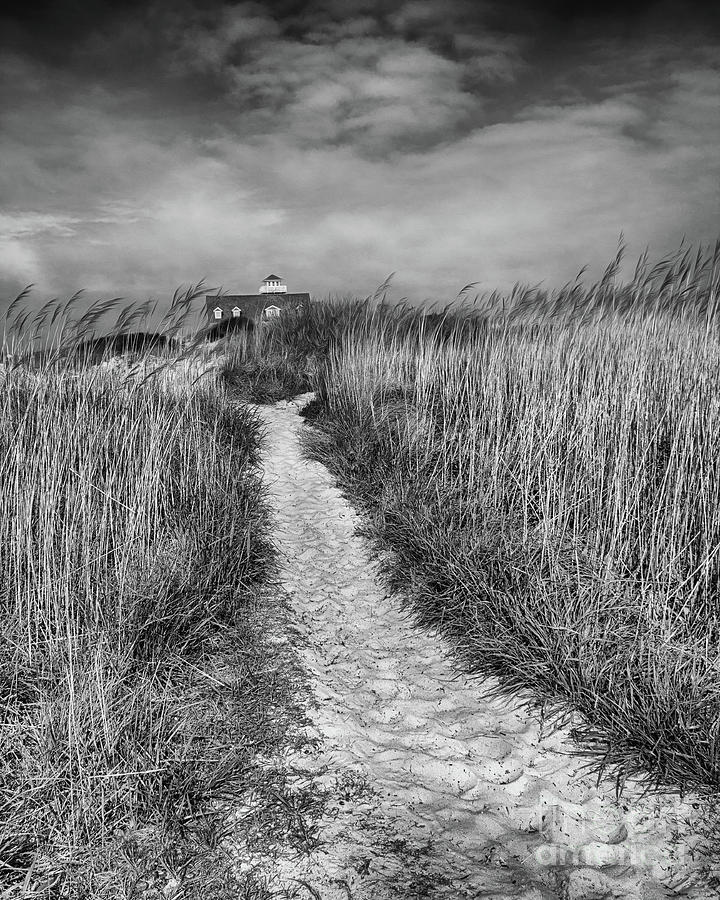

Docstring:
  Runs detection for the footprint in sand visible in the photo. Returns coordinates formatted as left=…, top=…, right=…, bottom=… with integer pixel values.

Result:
left=238, top=393, right=717, bottom=900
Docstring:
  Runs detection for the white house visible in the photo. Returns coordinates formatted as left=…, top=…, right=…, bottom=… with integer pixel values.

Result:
left=205, top=274, right=310, bottom=326
left=258, top=274, right=288, bottom=294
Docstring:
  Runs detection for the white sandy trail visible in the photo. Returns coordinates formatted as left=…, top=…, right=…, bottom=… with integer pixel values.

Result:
left=252, top=395, right=715, bottom=900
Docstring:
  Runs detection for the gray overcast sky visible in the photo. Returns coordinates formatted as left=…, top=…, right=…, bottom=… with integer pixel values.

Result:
left=0, top=0, right=718, bottom=306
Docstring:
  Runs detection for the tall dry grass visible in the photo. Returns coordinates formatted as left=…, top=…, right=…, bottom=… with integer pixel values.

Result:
left=214, top=292, right=392, bottom=404
left=0, top=289, right=285, bottom=895
left=302, top=241, right=720, bottom=817
left=7, top=240, right=719, bottom=887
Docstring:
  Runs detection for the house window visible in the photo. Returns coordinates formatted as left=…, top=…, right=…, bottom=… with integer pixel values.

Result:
left=232, top=307, right=241, bottom=318
left=213, top=307, right=223, bottom=320
left=264, top=306, right=281, bottom=318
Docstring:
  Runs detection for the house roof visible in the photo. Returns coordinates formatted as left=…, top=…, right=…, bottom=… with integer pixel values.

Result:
left=205, top=293, right=309, bottom=318
left=263, top=274, right=282, bottom=281
left=207, top=293, right=308, bottom=303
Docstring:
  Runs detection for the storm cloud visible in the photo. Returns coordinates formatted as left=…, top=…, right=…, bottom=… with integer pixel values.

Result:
left=0, top=0, right=718, bottom=304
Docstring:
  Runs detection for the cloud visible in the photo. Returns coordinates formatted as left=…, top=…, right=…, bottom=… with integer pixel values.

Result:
left=0, top=1, right=717, bottom=306
left=168, top=4, right=508, bottom=154
left=175, top=2, right=282, bottom=72
left=0, top=212, right=81, bottom=240
left=4, top=62, right=718, bottom=302
left=0, top=240, right=43, bottom=295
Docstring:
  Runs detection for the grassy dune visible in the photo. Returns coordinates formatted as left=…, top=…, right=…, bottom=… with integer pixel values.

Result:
left=212, top=242, right=720, bottom=823
left=0, top=295, right=313, bottom=897
left=306, top=319, right=720, bottom=788
left=293, top=242, right=720, bottom=817
left=5, top=237, right=720, bottom=889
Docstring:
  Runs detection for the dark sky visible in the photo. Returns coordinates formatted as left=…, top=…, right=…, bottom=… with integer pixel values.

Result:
left=1, top=0, right=718, bottom=304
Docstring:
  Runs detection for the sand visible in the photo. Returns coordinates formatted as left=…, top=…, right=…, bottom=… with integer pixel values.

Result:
left=236, top=393, right=717, bottom=899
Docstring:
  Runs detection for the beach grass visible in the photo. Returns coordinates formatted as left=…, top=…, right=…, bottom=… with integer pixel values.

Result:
left=6, top=236, right=720, bottom=889
left=0, top=293, right=315, bottom=897
left=297, top=241, right=720, bottom=845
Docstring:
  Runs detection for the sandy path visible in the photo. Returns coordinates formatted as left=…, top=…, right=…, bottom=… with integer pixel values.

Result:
left=248, top=394, right=716, bottom=900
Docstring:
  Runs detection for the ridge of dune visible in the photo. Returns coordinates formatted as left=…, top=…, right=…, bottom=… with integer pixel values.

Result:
left=230, top=393, right=717, bottom=899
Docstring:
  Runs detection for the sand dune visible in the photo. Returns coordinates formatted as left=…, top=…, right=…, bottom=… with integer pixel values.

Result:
left=238, top=393, right=716, bottom=899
